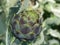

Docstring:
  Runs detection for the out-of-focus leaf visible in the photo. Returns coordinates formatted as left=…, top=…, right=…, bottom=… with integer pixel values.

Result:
left=47, top=29, right=60, bottom=39
left=45, top=17, right=60, bottom=25
left=46, top=0, right=55, bottom=3
left=7, top=0, right=18, bottom=8
left=0, top=15, right=7, bottom=36
left=10, top=37, right=15, bottom=45
left=44, top=3, right=51, bottom=12
left=0, top=0, right=7, bottom=36
left=48, top=39, right=59, bottom=45
left=50, top=4, right=60, bottom=17
left=44, top=2, right=55, bottom=12
left=0, top=42, right=4, bottom=45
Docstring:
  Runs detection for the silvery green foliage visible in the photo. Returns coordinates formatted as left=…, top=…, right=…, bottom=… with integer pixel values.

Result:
left=0, top=0, right=60, bottom=45
left=0, top=0, right=7, bottom=36
left=48, top=39, right=60, bottom=45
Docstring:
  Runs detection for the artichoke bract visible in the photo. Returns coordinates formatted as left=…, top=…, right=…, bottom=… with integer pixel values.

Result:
left=11, top=10, right=42, bottom=40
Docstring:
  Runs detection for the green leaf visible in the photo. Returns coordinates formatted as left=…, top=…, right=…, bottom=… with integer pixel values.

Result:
left=47, top=29, right=60, bottom=39
left=45, top=17, right=60, bottom=25
left=0, top=15, right=7, bottom=36
left=48, top=39, right=59, bottom=45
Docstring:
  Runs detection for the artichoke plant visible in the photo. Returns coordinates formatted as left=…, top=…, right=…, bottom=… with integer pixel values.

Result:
left=11, top=10, right=42, bottom=40
left=1, top=0, right=60, bottom=45
left=10, top=0, right=43, bottom=41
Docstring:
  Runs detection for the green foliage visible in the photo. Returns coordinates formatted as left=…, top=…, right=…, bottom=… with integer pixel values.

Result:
left=0, top=0, right=60, bottom=45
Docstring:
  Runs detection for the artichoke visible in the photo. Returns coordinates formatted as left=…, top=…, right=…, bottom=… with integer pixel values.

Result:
left=11, top=10, right=42, bottom=40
